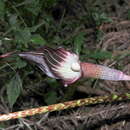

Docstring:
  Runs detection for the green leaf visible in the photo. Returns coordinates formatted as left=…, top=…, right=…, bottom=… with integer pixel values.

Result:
left=93, top=12, right=112, bottom=26
left=86, top=50, right=112, bottom=60
left=43, top=0, right=57, bottom=8
left=15, top=28, right=31, bottom=44
left=0, top=0, right=5, bottom=19
left=14, top=57, right=27, bottom=69
left=6, top=73, right=22, bottom=108
left=9, top=14, right=19, bottom=30
left=128, top=9, right=130, bottom=20
left=25, top=0, right=42, bottom=16
left=44, top=91, right=58, bottom=105
left=74, top=32, right=85, bottom=54
left=30, top=22, right=46, bottom=32
left=31, top=34, right=47, bottom=45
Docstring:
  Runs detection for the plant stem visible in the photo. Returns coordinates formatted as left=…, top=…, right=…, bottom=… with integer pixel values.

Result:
left=0, top=93, right=130, bottom=122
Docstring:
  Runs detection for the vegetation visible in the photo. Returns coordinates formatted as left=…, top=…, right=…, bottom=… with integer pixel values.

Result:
left=0, top=0, right=130, bottom=129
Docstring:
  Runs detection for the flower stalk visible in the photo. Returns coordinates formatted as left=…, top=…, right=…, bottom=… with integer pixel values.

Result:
left=0, top=93, right=130, bottom=122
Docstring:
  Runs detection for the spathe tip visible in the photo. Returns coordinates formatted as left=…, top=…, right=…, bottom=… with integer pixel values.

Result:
left=122, top=74, right=130, bottom=81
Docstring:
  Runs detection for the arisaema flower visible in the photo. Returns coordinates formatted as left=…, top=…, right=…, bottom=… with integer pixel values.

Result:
left=1, top=46, right=130, bottom=86
left=18, top=46, right=82, bottom=86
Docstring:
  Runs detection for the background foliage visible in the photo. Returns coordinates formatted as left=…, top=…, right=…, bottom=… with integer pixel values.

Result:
left=0, top=0, right=130, bottom=129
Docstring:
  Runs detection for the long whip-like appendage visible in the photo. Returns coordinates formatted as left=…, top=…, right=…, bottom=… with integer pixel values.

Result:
left=0, top=51, right=17, bottom=58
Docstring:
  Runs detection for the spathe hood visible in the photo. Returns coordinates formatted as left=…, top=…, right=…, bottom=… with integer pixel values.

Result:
left=18, top=46, right=82, bottom=86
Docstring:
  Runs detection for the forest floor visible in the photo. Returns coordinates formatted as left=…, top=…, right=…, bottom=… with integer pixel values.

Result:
left=0, top=0, right=130, bottom=130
